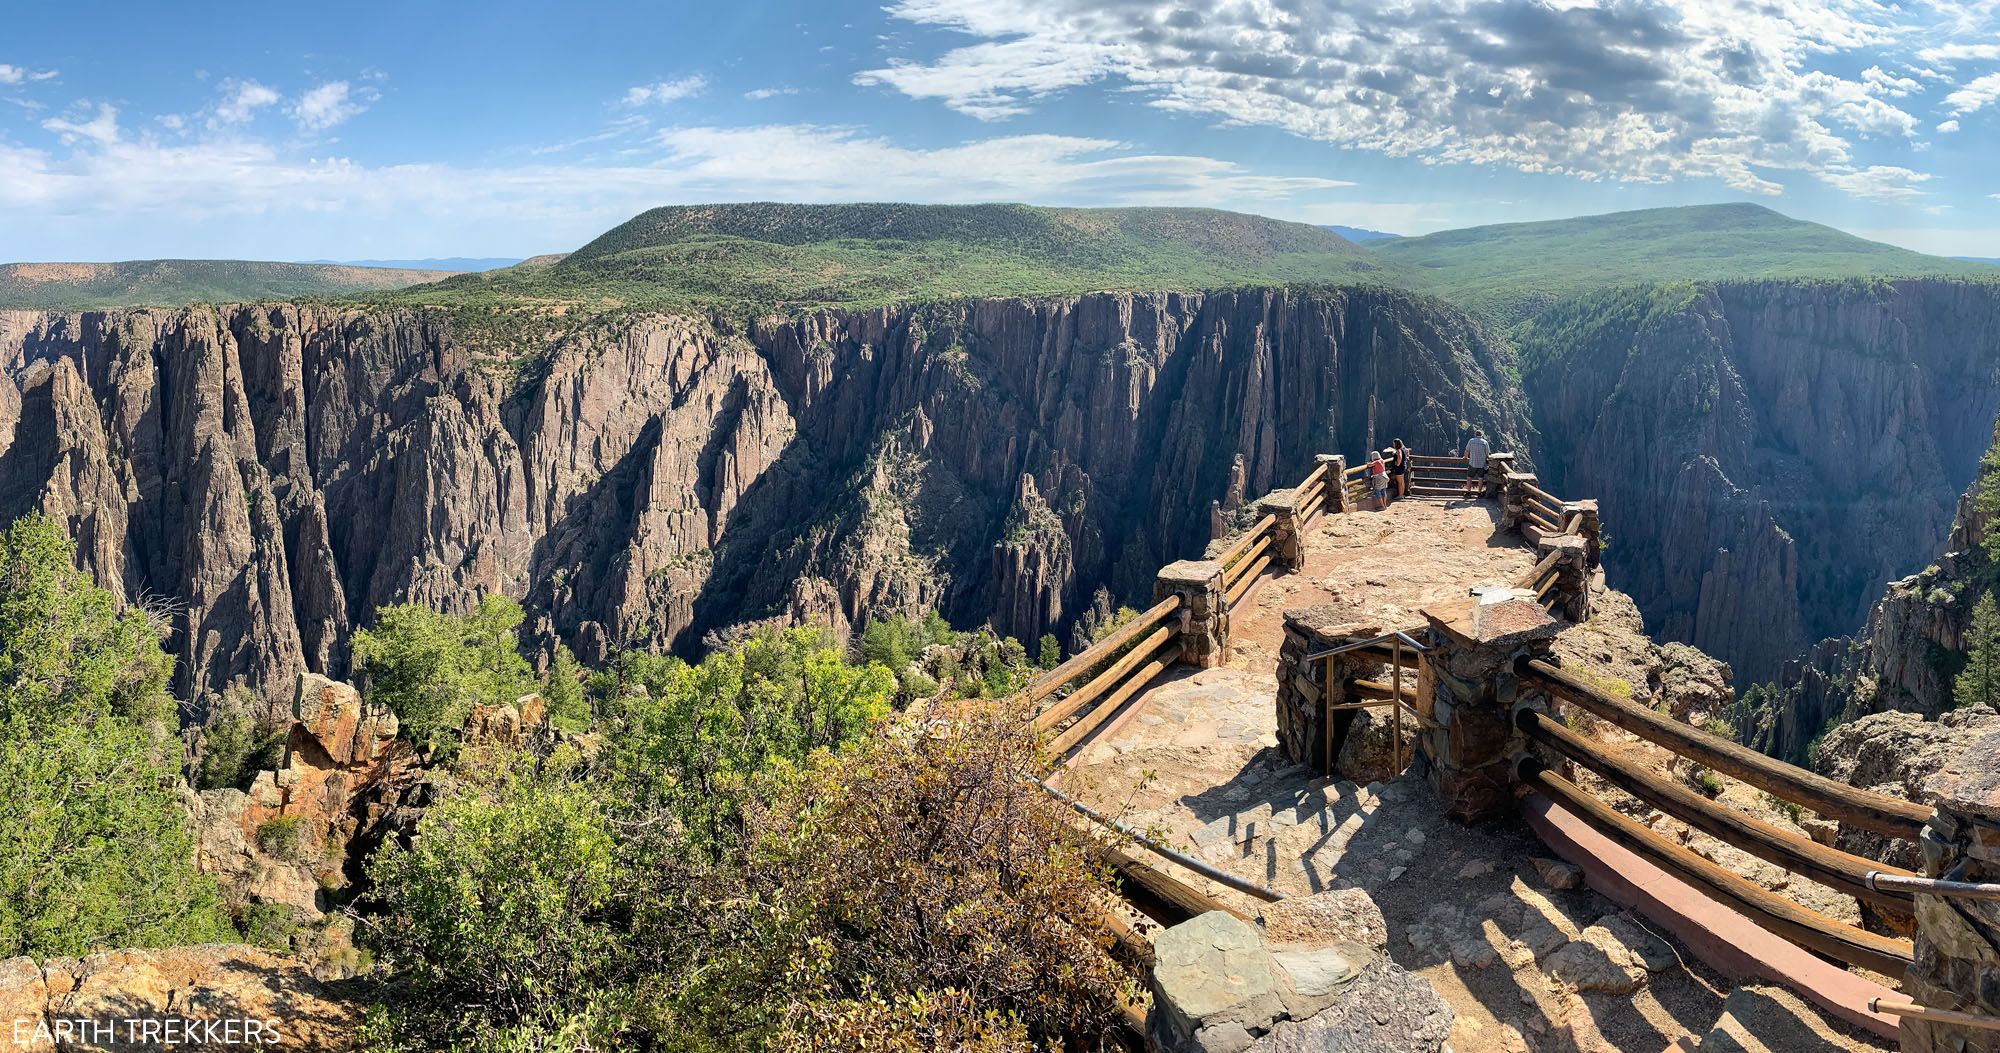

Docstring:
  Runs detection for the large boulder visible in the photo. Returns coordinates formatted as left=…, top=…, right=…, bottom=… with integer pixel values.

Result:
left=1150, top=896, right=1450, bottom=1053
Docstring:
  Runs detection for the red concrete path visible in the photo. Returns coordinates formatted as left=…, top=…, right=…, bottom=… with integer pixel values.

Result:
left=1521, top=792, right=1902, bottom=1042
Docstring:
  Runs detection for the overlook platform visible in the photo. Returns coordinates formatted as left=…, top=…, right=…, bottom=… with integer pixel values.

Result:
left=1048, top=491, right=1896, bottom=1053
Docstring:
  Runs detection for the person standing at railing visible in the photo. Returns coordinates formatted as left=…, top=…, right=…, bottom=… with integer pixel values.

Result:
left=1388, top=438, right=1409, bottom=500
left=1368, top=449, right=1390, bottom=510
left=1463, top=428, right=1490, bottom=499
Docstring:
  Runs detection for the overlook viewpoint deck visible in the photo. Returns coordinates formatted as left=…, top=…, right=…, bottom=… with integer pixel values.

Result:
left=1019, top=456, right=1977, bottom=1053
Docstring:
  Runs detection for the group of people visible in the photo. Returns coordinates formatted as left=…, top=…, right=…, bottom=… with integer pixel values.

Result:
left=1362, top=429, right=1490, bottom=510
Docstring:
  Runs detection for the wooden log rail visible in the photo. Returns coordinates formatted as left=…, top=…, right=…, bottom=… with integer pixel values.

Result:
left=1516, top=708, right=1917, bottom=914
left=1518, top=658, right=1931, bottom=841
left=1518, top=761, right=1914, bottom=976
left=1024, top=595, right=1181, bottom=707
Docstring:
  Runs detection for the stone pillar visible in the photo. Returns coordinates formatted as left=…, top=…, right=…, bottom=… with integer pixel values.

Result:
left=1258, top=492, right=1308, bottom=571
left=1903, top=732, right=2000, bottom=1053
left=1274, top=608, right=1381, bottom=773
left=1563, top=499, right=1602, bottom=569
left=1538, top=535, right=1591, bottom=622
left=1316, top=454, right=1350, bottom=514
left=1156, top=560, right=1228, bottom=669
left=1482, top=452, right=1514, bottom=501
left=1416, top=596, right=1563, bottom=823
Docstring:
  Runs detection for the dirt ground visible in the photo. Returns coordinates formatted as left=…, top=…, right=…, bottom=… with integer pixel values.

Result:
left=1059, top=495, right=1895, bottom=1053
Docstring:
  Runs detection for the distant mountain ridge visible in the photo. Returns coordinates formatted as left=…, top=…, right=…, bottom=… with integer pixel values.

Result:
left=1319, top=224, right=1403, bottom=242
left=1373, top=203, right=1997, bottom=322
left=302, top=257, right=524, bottom=272
left=0, top=259, right=453, bottom=310
left=388, top=202, right=1416, bottom=311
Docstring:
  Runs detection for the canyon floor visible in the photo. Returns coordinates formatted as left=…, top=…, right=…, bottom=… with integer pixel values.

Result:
left=1058, top=497, right=1894, bottom=1053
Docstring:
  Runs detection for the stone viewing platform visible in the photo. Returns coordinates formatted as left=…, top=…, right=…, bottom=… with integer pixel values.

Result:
left=1038, top=466, right=1915, bottom=1053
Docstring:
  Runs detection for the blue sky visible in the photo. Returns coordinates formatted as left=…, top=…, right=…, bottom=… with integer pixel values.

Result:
left=3, top=0, right=1997, bottom=261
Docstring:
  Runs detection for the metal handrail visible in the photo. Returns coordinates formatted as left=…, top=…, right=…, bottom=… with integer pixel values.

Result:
left=1033, top=779, right=1287, bottom=902
left=1304, top=627, right=1430, bottom=662
left=1868, top=871, right=2000, bottom=902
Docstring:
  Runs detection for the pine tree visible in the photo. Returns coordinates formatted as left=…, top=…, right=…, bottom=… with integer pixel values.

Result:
left=1956, top=593, right=2000, bottom=709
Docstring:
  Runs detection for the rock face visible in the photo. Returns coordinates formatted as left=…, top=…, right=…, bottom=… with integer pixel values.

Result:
left=0, top=946, right=360, bottom=1051
left=1743, top=420, right=2000, bottom=761
left=0, top=292, right=1528, bottom=708
left=1524, top=279, right=2000, bottom=684
left=189, top=674, right=419, bottom=918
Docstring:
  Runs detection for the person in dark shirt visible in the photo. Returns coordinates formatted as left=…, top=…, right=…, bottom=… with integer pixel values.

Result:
left=1388, top=438, right=1410, bottom=500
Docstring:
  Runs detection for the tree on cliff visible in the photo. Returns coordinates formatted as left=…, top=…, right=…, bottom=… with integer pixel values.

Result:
left=0, top=513, right=234, bottom=956
left=1956, top=593, right=2000, bottom=709
left=351, top=594, right=537, bottom=747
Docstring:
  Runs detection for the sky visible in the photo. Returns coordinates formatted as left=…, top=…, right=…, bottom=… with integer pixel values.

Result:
left=3, top=0, right=1997, bottom=262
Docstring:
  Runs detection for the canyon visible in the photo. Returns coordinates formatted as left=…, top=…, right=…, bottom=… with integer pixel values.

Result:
left=0, top=275, right=1995, bottom=711
left=0, top=290, right=1527, bottom=710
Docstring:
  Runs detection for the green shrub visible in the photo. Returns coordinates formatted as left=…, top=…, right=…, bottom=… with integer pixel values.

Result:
left=194, top=687, right=286, bottom=791
left=362, top=767, right=623, bottom=1044
left=241, top=902, right=300, bottom=951
left=256, top=815, right=312, bottom=862
left=0, top=514, right=233, bottom=958
left=351, top=595, right=536, bottom=746
left=1692, top=769, right=1725, bottom=798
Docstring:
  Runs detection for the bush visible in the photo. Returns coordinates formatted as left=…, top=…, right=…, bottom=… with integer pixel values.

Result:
left=193, top=687, right=285, bottom=791
left=241, top=902, right=300, bottom=951
left=597, top=628, right=893, bottom=854
left=351, top=595, right=537, bottom=746
left=256, top=815, right=312, bottom=862
left=1692, top=768, right=1725, bottom=798
left=0, top=514, right=233, bottom=958
left=735, top=703, right=1139, bottom=1047
left=362, top=766, right=623, bottom=1041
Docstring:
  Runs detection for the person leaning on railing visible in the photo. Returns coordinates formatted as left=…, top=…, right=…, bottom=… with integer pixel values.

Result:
left=1388, top=438, right=1409, bottom=500
left=1367, top=449, right=1390, bottom=510
left=1462, top=428, right=1490, bottom=498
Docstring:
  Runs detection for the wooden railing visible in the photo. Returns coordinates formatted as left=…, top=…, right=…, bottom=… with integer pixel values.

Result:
left=1518, top=657, right=1930, bottom=841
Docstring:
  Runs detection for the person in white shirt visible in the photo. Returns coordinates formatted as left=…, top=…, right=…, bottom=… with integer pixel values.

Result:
left=1463, top=429, right=1490, bottom=498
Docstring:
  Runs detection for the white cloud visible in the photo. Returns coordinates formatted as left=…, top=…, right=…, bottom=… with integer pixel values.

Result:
left=1946, top=72, right=2000, bottom=115
left=0, top=64, right=57, bottom=85
left=858, top=0, right=1971, bottom=202
left=41, top=104, right=119, bottom=146
left=1916, top=42, right=2000, bottom=65
left=211, top=79, right=279, bottom=126
left=1939, top=118, right=1962, bottom=132
left=0, top=120, right=1365, bottom=259
left=745, top=87, right=799, bottom=100
left=290, top=81, right=368, bottom=132
left=1816, top=165, right=1931, bottom=200
left=623, top=75, right=708, bottom=107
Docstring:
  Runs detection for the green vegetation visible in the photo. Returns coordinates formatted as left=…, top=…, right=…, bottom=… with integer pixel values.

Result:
left=592, top=628, right=895, bottom=855
left=256, top=815, right=313, bottom=862
left=1375, top=203, right=1997, bottom=323
left=370, top=202, right=1413, bottom=314
left=1691, top=768, right=1726, bottom=798
left=0, top=514, right=234, bottom=957
left=1956, top=593, right=2000, bottom=709
left=192, top=686, right=287, bottom=791
left=0, top=259, right=454, bottom=310
left=350, top=595, right=539, bottom=747
left=358, top=622, right=1131, bottom=1050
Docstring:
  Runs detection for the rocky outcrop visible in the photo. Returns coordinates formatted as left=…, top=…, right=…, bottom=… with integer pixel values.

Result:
left=1524, top=279, right=2000, bottom=684
left=0, top=945, right=360, bottom=1051
left=0, top=291, right=1528, bottom=708
left=190, top=674, right=419, bottom=919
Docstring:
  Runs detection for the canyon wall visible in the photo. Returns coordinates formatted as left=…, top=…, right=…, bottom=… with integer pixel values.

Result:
left=0, top=291, right=1528, bottom=711
left=1523, top=279, right=2000, bottom=684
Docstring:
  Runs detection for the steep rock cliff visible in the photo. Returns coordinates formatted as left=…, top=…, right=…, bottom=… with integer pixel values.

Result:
left=1740, top=422, right=2000, bottom=760
left=0, top=290, right=1527, bottom=710
left=1524, top=279, right=2000, bottom=683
